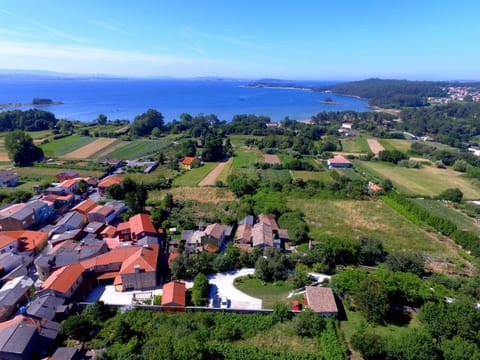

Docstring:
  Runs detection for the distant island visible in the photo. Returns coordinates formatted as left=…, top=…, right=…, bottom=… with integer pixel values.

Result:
left=0, top=98, right=63, bottom=109
left=318, top=97, right=343, bottom=105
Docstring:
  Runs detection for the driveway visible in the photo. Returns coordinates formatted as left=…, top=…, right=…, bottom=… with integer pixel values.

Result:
left=207, top=268, right=262, bottom=310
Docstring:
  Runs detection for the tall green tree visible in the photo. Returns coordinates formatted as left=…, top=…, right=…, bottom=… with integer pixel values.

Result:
left=354, top=274, right=389, bottom=325
left=131, top=109, right=164, bottom=136
left=5, top=130, right=44, bottom=166
left=191, top=273, right=210, bottom=306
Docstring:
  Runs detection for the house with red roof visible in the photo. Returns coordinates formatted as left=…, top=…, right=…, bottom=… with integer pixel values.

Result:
left=180, top=156, right=200, bottom=170
left=97, top=175, right=123, bottom=195
left=40, top=263, right=85, bottom=299
left=161, top=281, right=186, bottom=311
left=130, top=213, right=158, bottom=245
left=87, top=205, right=116, bottom=225
left=303, top=286, right=338, bottom=317
left=327, top=155, right=353, bottom=169
left=71, top=199, right=97, bottom=216
left=55, top=169, right=79, bottom=182
left=202, top=223, right=225, bottom=251
left=56, top=179, right=78, bottom=194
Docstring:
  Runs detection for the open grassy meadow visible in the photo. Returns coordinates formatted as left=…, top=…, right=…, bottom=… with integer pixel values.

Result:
left=340, top=134, right=370, bottom=153
left=287, top=197, right=448, bottom=255
left=258, top=169, right=292, bottom=183
left=291, top=170, right=333, bottom=182
left=355, top=160, right=480, bottom=199
left=228, top=135, right=260, bottom=147
left=172, top=162, right=219, bottom=186
left=232, top=148, right=263, bottom=168
left=148, top=186, right=236, bottom=204
left=40, top=135, right=96, bottom=157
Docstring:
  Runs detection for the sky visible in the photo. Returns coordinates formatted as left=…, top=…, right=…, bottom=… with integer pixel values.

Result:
left=0, top=0, right=479, bottom=80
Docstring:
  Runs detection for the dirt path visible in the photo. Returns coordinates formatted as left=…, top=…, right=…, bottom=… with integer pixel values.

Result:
left=198, top=159, right=229, bottom=186
left=367, top=139, right=385, bottom=155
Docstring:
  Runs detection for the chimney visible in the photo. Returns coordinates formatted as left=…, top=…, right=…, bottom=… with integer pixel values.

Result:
left=134, top=264, right=141, bottom=273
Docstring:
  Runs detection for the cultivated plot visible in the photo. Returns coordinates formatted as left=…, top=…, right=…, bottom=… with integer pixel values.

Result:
left=63, top=138, right=117, bottom=159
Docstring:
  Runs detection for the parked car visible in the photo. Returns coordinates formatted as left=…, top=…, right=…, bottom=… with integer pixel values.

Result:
left=220, top=297, right=229, bottom=309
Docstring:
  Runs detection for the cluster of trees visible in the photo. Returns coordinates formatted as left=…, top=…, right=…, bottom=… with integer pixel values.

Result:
left=130, top=109, right=164, bottom=136
left=106, top=178, right=148, bottom=214
left=351, top=297, right=480, bottom=359
left=384, top=192, right=480, bottom=257
left=378, top=149, right=408, bottom=164
left=400, top=102, right=480, bottom=146
left=5, top=130, right=44, bottom=166
left=62, top=305, right=345, bottom=359
left=318, top=78, right=450, bottom=108
left=0, top=109, right=57, bottom=131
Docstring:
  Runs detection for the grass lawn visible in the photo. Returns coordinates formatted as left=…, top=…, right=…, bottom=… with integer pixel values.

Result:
left=291, top=170, right=333, bottom=182
left=258, top=169, right=292, bottom=183
left=172, top=162, right=219, bottom=186
left=40, top=135, right=96, bottom=157
left=229, top=135, right=260, bottom=148
left=341, top=134, right=370, bottom=153
left=148, top=186, right=236, bottom=204
left=232, top=148, right=263, bottom=168
left=236, top=322, right=322, bottom=356
left=335, top=168, right=366, bottom=181
left=287, top=197, right=448, bottom=255
left=215, top=157, right=234, bottom=184
left=378, top=139, right=415, bottom=152
left=412, top=199, right=480, bottom=236
left=340, top=309, right=421, bottom=360
left=355, top=160, right=480, bottom=199
left=101, top=139, right=170, bottom=160
left=234, top=276, right=295, bottom=309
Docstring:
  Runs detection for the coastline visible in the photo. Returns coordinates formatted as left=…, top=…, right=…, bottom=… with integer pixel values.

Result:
left=0, top=101, right=63, bottom=110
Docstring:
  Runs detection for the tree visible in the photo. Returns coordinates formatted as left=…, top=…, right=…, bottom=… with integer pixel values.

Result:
left=378, top=149, right=408, bottom=164
left=293, top=264, right=312, bottom=288
left=290, top=308, right=325, bottom=337
left=5, top=130, right=44, bottom=166
left=439, top=188, right=463, bottom=202
left=440, top=337, right=480, bottom=360
left=77, top=179, right=89, bottom=195
left=385, top=250, right=425, bottom=276
left=60, top=315, right=93, bottom=342
left=358, top=237, right=385, bottom=265
left=202, top=136, right=225, bottom=161
left=191, top=273, right=210, bottom=306
left=354, top=275, right=389, bottom=325
left=351, top=327, right=387, bottom=360
left=181, top=139, right=196, bottom=157
left=131, top=109, right=164, bottom=136
left=96, top=113, right=108, bottom=125
left=151, top=127, right=162, bottom=138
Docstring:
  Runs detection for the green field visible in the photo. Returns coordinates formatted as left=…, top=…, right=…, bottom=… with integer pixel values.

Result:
left=341, top=134, right=370, bottom=153
left=412, top=199, right=480, bottom=236
left=40, top=135, right=96, bottom=157
left=378, top=139, right=414, bottom=152
left=101, top=139, right=169, bottom=160
left=291, top=170, right=333, bottom=182
left=335, top=167, right=366, bottom=181
left=229, top=135, right=260, bottom=147
left=355, top=160, right=480, bottom=199
left=172, top=162, right=219, bottom=186
left=234, top=276, right=295, bottom=309
left=287, top=197, right=448, bottom=255
left=258, top=169, right=292, bottom=183
left=232, top=149, right=262, bottom=168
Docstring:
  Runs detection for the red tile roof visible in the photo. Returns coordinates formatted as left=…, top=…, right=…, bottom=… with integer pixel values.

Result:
left=305, top=286, right=338, bottom=314
left=258, top=213, right=279, bottom=230
left=0, top=233, right=17, bottom=249
left=119, top=244, right=159, bottom=274
left=72, top=199, right=97, bottom=215
left=101, top=225, right=117, bottom=237
left=3, top=230, right=48, bottom=252
left=41, top=263, right=85, bottom=295
left=58, top=179, right=77, bottom=188
left=181, top=156, right=197, bottom=165
left=328, top=155, right=352, bottom=165
left=98, top=175, right=123, bottom=188
left=205, top=223, right=225, bottom=240
left=161, top=281, right=186, bottom=307
left=129, top=213, right=156, bottom=235
left=117, top=221, right=130, bottom=232
left=91, top=205, right=114, bottom=217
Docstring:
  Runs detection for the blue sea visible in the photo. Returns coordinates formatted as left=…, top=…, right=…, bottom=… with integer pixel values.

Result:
left=0, top=78, right=369, bottom=122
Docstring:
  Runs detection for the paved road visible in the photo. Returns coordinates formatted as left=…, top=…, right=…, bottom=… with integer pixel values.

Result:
left=207, top=268, right=262, bottom=310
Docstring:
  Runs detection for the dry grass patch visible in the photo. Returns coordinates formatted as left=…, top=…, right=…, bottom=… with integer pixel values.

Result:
left=0, top=153, right=9, bottom=161
left=263, top=154, right=281, bottom=164
left=63, top=138, right=117, bottom=159
left=367, top=139, right=385, bottom=154
left=149, top=186, right=236, bottom=204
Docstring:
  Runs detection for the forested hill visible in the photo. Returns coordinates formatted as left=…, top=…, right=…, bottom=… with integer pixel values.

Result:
left=320, top=78, right=449, bottom=108
left=248, top=78, right=480, bottom=108
left=0, top=109, right=57, bottom=131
